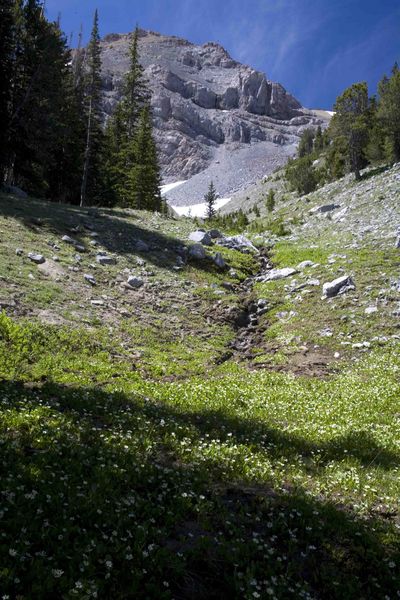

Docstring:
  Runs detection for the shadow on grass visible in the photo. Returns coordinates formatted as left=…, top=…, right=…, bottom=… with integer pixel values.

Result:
left=0, top=380, right=399, bottom=599
left=0, top=193, right=221, bottom=274
left=360, top=164, right=391, bottom=181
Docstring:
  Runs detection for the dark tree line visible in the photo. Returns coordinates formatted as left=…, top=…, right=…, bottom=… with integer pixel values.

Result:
left=286, top=64, right=400, bottom=195
left=0, top=0, right=162, bottom=211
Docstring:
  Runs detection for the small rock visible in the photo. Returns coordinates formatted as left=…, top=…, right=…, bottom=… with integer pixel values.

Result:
left=62, top=235, right=76, bottom=245
left=395, top=236, right=400, bottom=249
left=297, top=260, right=315, bottom=270
left=15, top=248, right=23, bottom=256
left=189, top=230, right=212, bottom=245
left=188, top=244, right=206, bottom=260
left=309, top=203, right=340, bottom=214
left=261, top=267, right=298, bottom=282
left=96, top=254, right=116, bottom=265
left=126, top=276, right=144, bottom=289
left=334, top=352, right=340, bottom=359
left=365, top=306, right=378, bottom=315
left=322, top=275, right=355, bottom=298
left=84, top=274, right=96, bottom=286
left=306, top=278, right=320, bottom=286
left=213, top=252, right=226, bottom=269
left=28, top=253, right=45, bottom=264
left=91, top=299, right=104, bottom=306
left=208, top=229, right=222, bottom=239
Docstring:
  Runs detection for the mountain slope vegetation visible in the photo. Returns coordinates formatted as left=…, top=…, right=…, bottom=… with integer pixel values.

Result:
left=0, top=162, right=399, bottom=598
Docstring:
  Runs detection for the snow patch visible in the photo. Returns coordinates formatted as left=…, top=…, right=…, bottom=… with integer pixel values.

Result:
left=171, top=197, right=233, bottom=218
left=160, top=181, right=186, bottom=196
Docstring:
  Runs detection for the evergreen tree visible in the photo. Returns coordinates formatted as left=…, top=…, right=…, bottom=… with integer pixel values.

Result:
left=103, top=25, right=161, bottom=211
left=298, top=129, right=315, bottom=157
left=0, top=0, right=15, bottom=182
left=265, top=189, right=275, bottom=212
left=80, top=9, right=103, bottom=206
left=330, top=82, right=369, bottom=180
left=205, top=181, right=217, bottom=220
left=125, top=104, right=161, bottom=211
left=285, top=156, right=318, bottom=195
left=377, top=64, right=400, bottom=162
left=314, top=126, right=324, bottom=153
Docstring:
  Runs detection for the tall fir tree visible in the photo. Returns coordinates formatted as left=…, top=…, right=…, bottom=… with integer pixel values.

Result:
left=330, top=82, right=369, bottom=180
left=377, top=64, right=400, bottom=162
left=103, top=25, right=161, bottom=210
left=6, top=0, right=84, bottom=198
left=205, top=181, right=217, bottom=220
left=126, top=104, right=161, bottom=211
left=0, top=0, right=15, bottom=182
left=80, top=9, right=103, bottom=206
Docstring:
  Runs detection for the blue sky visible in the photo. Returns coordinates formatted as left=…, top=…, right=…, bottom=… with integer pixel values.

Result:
left=46, top=0, right=399, bottom=109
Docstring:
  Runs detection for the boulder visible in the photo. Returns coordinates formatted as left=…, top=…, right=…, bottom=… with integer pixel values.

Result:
left=127, top=276, right=144, bottom=289
left=189, top=230, right=212, bottom=245
left=28, top=253, right=45, bottom=264
left=208, top=229, right=222, bottom=239
left=188, top=244, right=206, bottom=260
left=220, top=235, right=258, bottom=253
left=322, top=275, right=355, bottom=298
left=62, top=235, right=76, bottom=245
left=262, top=267, right=297, bottom=282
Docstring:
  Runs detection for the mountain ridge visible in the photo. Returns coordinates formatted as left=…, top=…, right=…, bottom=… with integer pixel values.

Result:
left=98, top=29, right=329, bottom=203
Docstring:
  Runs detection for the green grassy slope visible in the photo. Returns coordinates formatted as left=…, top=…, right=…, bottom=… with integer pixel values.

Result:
left=0, top=174, right=399, bottom=599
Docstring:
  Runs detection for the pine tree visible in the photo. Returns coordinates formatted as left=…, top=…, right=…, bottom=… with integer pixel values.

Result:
left=314, top=126, right=324, bottom=153
left=330, top=82, right=369, bottom=180
left=80, top=9, right=103, bottom=206
left=125, top=104, right=161, bottom=211
left=121, top=26, right=149, bottom=138
left=205, top=181, right=217, bottom=220
left=298, top=129, right=315, bottom=158
left=377, top=64, right=400, bottom=162
left=0, top=0, right=15, bottom=182
left=265, top=189, right=275, bottom=212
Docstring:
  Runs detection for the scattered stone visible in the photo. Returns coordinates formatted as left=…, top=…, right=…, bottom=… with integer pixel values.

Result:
left=309, top=203, right=340, bottom=214
left=297, top=260, right=315, bottom=270
left=322, top=275, right=355, bottom=298
left=52, top=255, right=59, bottom=262
left=188, top=244, right=206, bottom=260
left=84, top=274, right=96, bottom=286
left=189, top=230, right=212, bottom=245
left=332, top=207, right=349, bottom=222
left=28, top=253, right=45, bottom=264
left=395, top=236, right=400, bottom=249
left=91, top=299, right=104, bottom=306
left=62, top=235, right=76, bottom=245
left=306, top=278, right=320, bottom=286
left=208, top=229, right=222, bottom=239
left=126, top=276, right=144, bottom=289
left=220, top=235, right=258, bottom=253
left=365, top=306, right=378, bottom=315
left=96, top=254, right=116, bottom=265
left=213, top=252, right=226, bottom=269
left=334, top=352, right=340, bottom=359
left=261, top=267, right=297, bottom=282
left=15, top=248, right=23, bottom=256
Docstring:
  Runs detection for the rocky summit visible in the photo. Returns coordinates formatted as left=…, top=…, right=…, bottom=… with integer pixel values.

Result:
left=99, top=30, right=329, bottom=203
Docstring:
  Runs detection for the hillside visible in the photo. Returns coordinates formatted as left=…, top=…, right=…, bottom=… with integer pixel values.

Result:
left=0, top=164, right=399, bottom=598
left=99, top=30, right=328, bottom=205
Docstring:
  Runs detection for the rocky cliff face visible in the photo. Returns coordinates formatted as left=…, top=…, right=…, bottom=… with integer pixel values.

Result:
left=99, top=30, right=326, bottom=201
